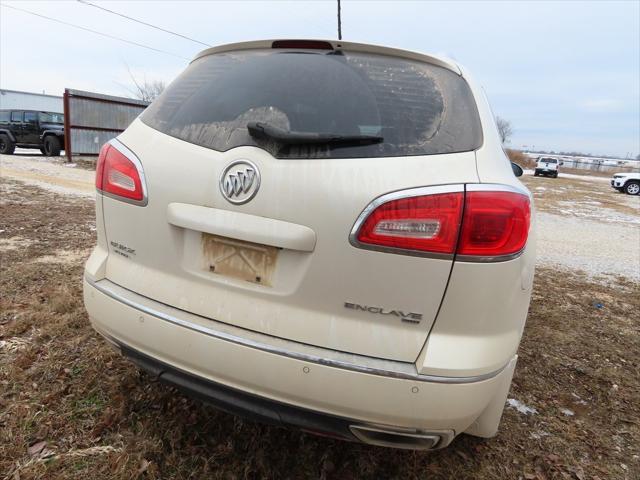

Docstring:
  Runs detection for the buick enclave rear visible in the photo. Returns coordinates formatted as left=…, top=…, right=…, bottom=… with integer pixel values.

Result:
left=83, top=39, right=535, bottom=450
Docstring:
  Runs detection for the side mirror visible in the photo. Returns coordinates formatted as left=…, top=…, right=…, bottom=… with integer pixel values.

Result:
left=560, top=161, right=564, bottom=166
left=511, top=162, right=524, bottom=177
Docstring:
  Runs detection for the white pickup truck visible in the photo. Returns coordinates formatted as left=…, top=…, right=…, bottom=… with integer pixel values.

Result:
left=611, top=172, right=640, bottom=195
left=534, top=157, right=561, bottom=178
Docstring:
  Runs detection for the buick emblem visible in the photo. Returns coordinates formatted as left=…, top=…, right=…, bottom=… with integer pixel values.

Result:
left=219, top=160, right=261, bottom=205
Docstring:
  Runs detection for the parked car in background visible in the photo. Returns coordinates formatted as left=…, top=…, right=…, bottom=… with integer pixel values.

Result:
left=83, top=39, right=535, bottom=450
left=611, top=172, right=640, bottom=195
left=0, top=109, right=65, bottom=156
left=534, top=157, right=562, bottom=177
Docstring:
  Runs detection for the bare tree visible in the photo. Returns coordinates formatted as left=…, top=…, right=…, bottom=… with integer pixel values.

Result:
left=495, top=116, right=513, bottom=144
left=132, top=78, right=165, bottom=102
left=636, top=153, right=640, bottom=161
left=125, top=64, right=166, bottom=102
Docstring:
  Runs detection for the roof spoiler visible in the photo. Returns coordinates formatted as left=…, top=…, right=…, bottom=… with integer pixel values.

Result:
left=192, top=39, right=461, bottom=75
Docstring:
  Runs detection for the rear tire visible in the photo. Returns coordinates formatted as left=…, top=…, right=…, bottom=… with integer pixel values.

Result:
left=0, top=134, right=15, bottom=154
left=43, top=136, right=61, bottom=156
left=553, top=172, right=558, bottom=178
left=624, top=181, right=640, bottom=195
left=39, top=147, right=47, bottom=155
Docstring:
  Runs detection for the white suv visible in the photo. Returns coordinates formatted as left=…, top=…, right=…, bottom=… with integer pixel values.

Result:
left=611, top=172, right=640, bottom=195
left=83, top=39, right=535, bottom=450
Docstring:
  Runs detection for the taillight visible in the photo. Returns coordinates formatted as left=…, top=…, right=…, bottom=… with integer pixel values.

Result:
left=95, top=141, right=147, bottom=205
left=457, top=190, right=530, bottom=258
left=95, top=142, right=109, bottom=190
left=354, top=191, right=464, bottom=255
left=351, top=185, right=530, bottom=261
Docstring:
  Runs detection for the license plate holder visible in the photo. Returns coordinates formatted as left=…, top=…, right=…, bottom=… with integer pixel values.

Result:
left=202, top=233, right=278, bottom=286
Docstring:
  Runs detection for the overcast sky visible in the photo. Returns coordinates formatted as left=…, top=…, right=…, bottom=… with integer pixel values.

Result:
left=1, top=0, right=638, bottom=157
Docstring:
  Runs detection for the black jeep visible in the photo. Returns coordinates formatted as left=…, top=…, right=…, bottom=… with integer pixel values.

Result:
left=0, top=110, right=65, bottom=156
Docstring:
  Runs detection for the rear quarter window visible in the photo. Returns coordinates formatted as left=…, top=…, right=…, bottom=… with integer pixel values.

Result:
left=142, top=49, right=483, bottom=159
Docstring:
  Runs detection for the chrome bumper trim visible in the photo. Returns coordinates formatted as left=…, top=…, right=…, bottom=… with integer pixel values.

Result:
left=86, top=276, right=507, bottom=384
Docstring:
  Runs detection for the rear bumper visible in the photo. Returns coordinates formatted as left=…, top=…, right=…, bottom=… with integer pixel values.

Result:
left=120, top=343, right=359, bottom=441
left=83, top=276, right=517, bottom=448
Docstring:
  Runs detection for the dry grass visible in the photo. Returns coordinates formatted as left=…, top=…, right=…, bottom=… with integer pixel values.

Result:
left=520, top=174, right=639, bottom=220
left=507, top=149, right=536, bottom=170
left=1, top=178, right=639, bottom=479
left=557, top=166, right=615, bottom=178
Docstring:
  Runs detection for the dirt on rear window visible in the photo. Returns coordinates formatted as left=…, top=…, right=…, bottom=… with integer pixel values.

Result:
left=142, top=49, right=482, bottom=159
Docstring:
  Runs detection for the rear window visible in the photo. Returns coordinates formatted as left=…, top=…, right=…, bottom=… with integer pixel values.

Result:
left=142, top=49, right=482, bottom=159
left=540, top=158, right=558, bottom=164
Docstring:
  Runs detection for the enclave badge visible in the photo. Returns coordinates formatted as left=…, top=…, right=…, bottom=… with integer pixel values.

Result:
left=220, top=160, right=261, bottom=205
left=344, top=302, right=423, bottom=324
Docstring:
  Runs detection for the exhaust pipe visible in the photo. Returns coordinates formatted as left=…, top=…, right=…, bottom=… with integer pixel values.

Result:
left=349, top=424, right=454, bottom=450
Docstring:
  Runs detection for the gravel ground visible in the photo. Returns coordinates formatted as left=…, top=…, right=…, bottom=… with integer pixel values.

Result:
left=520, top=172, right=640, bottom=281
left=535, top=213, right=639, bottom=280
left=0, top=153, right=95, bottom=198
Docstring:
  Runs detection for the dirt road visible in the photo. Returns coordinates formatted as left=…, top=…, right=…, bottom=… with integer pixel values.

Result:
left=0, top=154, right=94, bottom=198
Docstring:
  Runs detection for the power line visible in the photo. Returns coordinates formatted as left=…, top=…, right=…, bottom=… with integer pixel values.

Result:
left=77, top=0, right=211, bottom=48
left=0, top=2, right=190, bottom=61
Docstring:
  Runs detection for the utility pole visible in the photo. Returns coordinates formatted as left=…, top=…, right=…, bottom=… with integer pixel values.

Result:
left=337, top=0, right=342, bottom=40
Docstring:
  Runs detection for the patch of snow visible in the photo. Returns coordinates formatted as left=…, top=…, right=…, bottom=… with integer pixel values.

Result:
left=554, top=201, right=639, bottom=225
left=571, top=393, right=588, bottom=405
left=561, top=408, right=575, bottom=416
left=530, top=431, right=550, bottom=440
left=506, top=398, right=538, bottom=415
left=559, top=172, right=613, bottom=183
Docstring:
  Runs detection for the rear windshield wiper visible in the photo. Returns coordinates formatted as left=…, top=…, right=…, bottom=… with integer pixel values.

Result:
left=247, top=122, right=383, bottom=147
